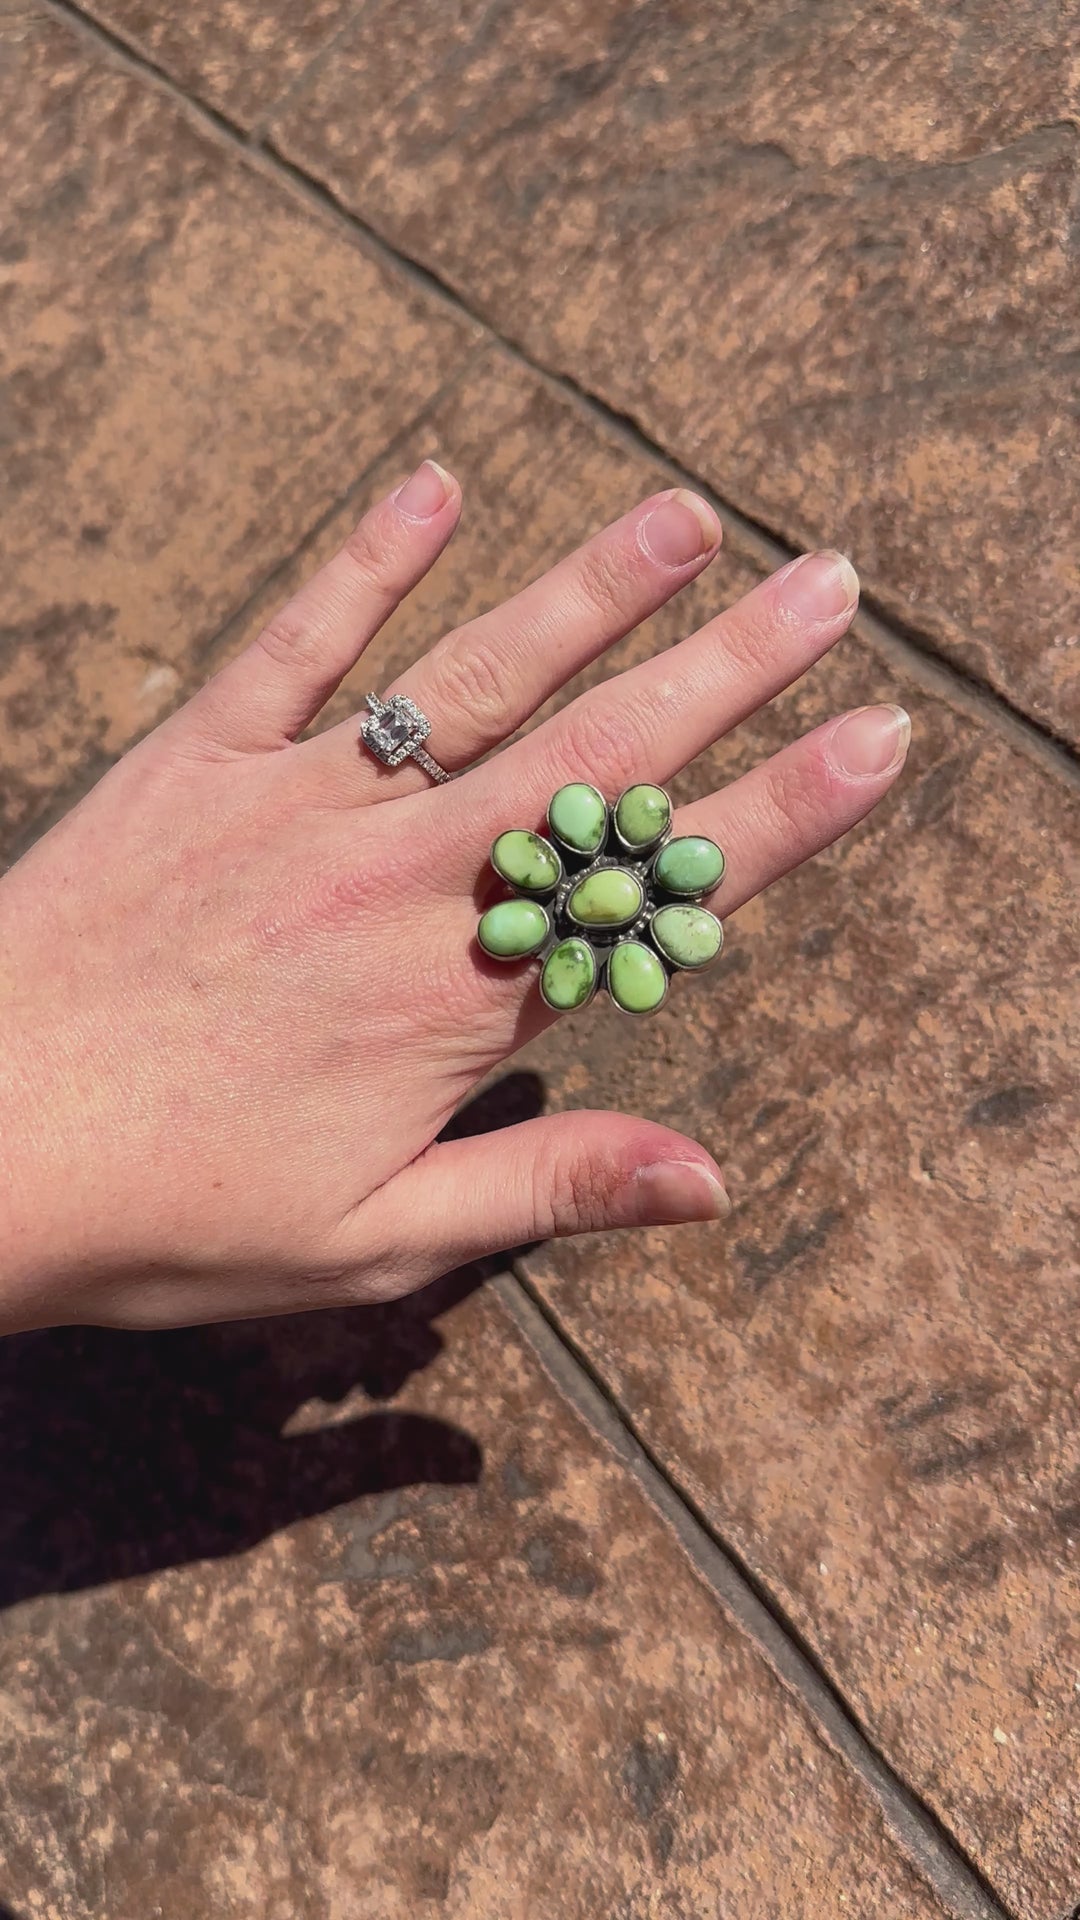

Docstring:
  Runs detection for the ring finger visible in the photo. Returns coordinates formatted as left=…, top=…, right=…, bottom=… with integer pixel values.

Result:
left=303, top=487, right=724, bottom=797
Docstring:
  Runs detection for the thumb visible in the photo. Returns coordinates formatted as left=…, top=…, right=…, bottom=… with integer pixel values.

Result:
left=348, top=1110, right=729, bottom=1301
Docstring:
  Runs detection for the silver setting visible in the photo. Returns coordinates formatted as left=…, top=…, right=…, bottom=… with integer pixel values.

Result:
left=360, top=692, right=452, bottom=785
left=477, top=783, right=726, bottom=1017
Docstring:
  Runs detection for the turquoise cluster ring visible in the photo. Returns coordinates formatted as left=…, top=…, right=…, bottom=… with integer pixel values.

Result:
left=477, top=783, right=725, bottom=1016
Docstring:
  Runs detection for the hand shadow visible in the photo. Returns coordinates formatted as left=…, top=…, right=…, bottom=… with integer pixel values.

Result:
left=0, top=1072, right=545, bottom=1611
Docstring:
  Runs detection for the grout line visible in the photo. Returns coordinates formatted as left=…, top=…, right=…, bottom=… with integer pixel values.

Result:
left=39, top=0, right=1080, bottom=792
left=493, top=1267, right=1018, bottom=1920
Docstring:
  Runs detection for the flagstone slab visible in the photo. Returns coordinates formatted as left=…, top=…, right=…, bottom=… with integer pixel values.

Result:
left=0, top=1283, right=953, bottom=1918
left=0, top=6, right=477, bottom=850
left=268, top=0, right=1080, bottom=747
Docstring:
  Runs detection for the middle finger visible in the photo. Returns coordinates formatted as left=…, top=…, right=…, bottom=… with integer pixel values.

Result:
left=441, top=548, right=860, bottom=865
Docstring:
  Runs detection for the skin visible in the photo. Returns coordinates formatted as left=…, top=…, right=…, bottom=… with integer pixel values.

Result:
left=0, top=462, right=910, bottom=1334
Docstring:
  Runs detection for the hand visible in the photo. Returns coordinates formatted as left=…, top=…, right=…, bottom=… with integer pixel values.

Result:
left=0, top=462, right=908, bottom=1332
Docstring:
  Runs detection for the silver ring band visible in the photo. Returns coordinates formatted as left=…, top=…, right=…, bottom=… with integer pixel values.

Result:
left=359, top=693, right=453, bottom=785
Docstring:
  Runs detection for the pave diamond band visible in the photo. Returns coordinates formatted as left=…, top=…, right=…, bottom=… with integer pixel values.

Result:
left=359, top=693, right=453, bottom=785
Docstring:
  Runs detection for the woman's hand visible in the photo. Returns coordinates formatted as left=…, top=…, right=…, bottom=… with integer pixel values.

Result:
left=0, top=462, right=908, bottom=1333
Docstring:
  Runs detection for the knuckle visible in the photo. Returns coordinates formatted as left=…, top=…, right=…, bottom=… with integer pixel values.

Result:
left=429, top=627, right=508, bottom=733
left=340, top=514, right=403, bottom=598
left=557, top=696, right=649, bottom=793
left=542, top=1145, right=620, bottom=1237
left=252, top=609, right=324, bottom=673
left=574, top=536, right=638, bottom=624
left=762, top=752, right=826, bottom=847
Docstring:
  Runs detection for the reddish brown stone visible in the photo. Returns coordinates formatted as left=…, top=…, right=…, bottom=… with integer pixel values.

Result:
left=269, top=0, right=1080, bottom=746
left=0, top=1284, right=952, bottom=1917
left=79, top=0, right=356, bottom=125
left=0, top=8, right=477, bottom=849
left=212, top=353, right=1080, bottom=1916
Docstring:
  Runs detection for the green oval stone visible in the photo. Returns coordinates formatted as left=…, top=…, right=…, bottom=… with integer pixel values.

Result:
left=566, top=867, right=644, bottom=929
left=477, top=898, right=550, bottom=960
left=615, top=783, right=671, bottom=850
left=653, top=835, right=725, bottom=897
left=547, top=782, right=608, bottom=855
left=608, top=941, right=668, bottom=1014
left=651, top=904, right=723, bottom=970
left=540, top=937, right=597, bottom=1011
left=490, top=829, right=561, bottom=894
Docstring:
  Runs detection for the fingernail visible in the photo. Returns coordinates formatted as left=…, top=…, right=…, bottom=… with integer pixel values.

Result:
left=395, top=459, right=451, bottom=519
left=634, top=1159, right=731, bottom=1224
left=640, top=490, right=721, bottom=567
left=826, top=704, right=911, bottom=779
left=779, top=549, right=859, bottom=621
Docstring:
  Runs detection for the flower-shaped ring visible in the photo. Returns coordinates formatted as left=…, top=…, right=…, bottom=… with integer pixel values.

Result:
left=476, top=783, right=725, bottom=1016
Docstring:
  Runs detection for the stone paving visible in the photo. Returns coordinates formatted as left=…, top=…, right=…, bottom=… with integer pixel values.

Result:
left=1, top=4, right=1077, bottom=1917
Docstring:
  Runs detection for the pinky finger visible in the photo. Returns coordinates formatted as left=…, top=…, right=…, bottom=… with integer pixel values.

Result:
left=682, top=703, right=911, bottom=916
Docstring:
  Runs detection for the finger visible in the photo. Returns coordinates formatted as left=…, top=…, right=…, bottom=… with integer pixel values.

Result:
left=445, top=549, right=859, bottom=850
left=676, top=703, right=912, bottom=907
left=338, top=1111, right=729, bottom=1303
left=302, top=488, right=722, bottom=798
left=182, top=461, right=461, bottom=754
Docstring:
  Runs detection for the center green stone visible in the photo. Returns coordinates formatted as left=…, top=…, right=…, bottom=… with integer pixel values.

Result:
left=652, top=835, right=725, bottom=897
left=547, top=782, right=608, bottom=855
left=651, top=903, right=723, bottom=969
left=477, top=898, right=550, bottom=960
left=615, top=783, right=671, bottom=851
left=540, top=937, right=597, bottom=1011
left=607, top=941, right=668, bottom=1014
left=490, top=829, right=561, bottom=894
left=566, top=867, right=644, bottom=929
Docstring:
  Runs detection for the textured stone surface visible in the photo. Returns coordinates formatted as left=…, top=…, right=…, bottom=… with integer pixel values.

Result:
left=0, top=1282, right=951, bottom=1918
left=0, top=6, right=476, bottom=849
left=205, top=353, right=1080, bottom=1915
left=80, top=0, right=357, bottom=125
left=269, top=0, right=1080, bottom=746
